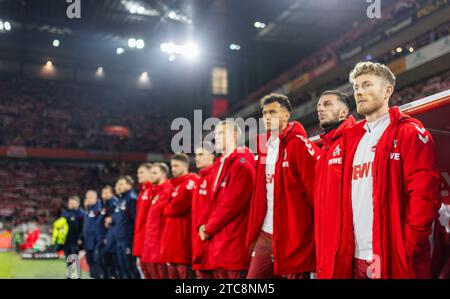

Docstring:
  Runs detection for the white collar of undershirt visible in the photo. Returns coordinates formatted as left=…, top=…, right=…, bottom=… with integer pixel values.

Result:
left=364, top=112, right=390, bottom=134
left=267, top=135, right=280, bottom=149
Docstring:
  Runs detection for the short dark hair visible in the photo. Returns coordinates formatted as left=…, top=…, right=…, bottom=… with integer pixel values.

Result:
left=152, top=162, right=169, bottom=176
left=319, top=90, right=351, bottom=109
left=171, top=153, right=190, bottom=165
left=102, top=185, right=114, bottom=193
left=260, top=93, right=293, bottom=113
left=68, top=195, right=80, bottom=202
left=118, top=175, right=134, bottom=187
left=138, top=163, right=153, bottom=171
left=196, top=141, right=215, bottom=154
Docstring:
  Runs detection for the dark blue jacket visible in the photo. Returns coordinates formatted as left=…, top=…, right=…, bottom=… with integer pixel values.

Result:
left=111, top=190, right=137, bottom=245
left=82, top=200, right=102, bottom=251
left=103, top=197, right=119, bottom=253
left=62, top=208, right=84, bottom=246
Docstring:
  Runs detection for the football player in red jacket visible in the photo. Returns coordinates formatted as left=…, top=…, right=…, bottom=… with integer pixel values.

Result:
left=314, top=90, right=356, bottom=279
left=337, top=62, right=441, bottom=278
left=140, top=162, right=172, bottom=279
left=246, top=94, right=318, bottom=279
left=192, top=142, right=216, bottom=279
left=199, top=120, right=256, bottom=279
left=133, top=163, right=153, bottom=272
left=160, top=153, right=198, bottom=279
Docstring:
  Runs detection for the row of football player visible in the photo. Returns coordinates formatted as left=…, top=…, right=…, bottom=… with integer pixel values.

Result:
left=60, top=61, right=449, bottom=279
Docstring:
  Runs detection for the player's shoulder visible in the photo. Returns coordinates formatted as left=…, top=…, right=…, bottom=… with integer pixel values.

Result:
left=397, top=116, right=432, bottom=145
left=397, top=116, right=428, bottom=135
left=230, top=149, right=255, bottom=171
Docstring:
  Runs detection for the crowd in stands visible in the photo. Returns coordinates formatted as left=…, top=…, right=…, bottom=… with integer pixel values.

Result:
left=0, top=78, right=173, bottom=153
left=378, top=22, right=450, bottom=65
left=0, top=159, right=139, bottom=225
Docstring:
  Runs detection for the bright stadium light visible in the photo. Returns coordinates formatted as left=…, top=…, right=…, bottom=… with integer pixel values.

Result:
left=116, top=47, right=125, bottom=55
left=46, top=60, right=53, bottom=67
left=96, top=67, right=104, bottom=77
left=183, top=42, right=199, bottom=60
left=166, top=10, right=192, bottom=25
left=52, top=39, right=60, bottom=47
left=160, top=41, right=200, bottom=61
left=137, top=6, right=145, bottom=14
left=160, top=42, right=172, bottom=53
left=128, top=38, right=137, bottom=48
left=3, top=21, right=11, bottom=31
left=138, top=71, right=151, bottom=88
left=254, top=21, right=266, bottom=29
left=136, top=39, right=145, bottom=49
left=168, top=11, right=177, bottom=19
left=396, top=47, right=403, bottom=53
left=230, top=43, right=240, bottom=51
left=408, top=47, right=414, bottom=53
left=129, top=5, right=137, bottom=14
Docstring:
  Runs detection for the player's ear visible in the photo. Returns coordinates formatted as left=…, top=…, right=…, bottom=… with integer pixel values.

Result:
left=384, top=83, right=394, bottom=100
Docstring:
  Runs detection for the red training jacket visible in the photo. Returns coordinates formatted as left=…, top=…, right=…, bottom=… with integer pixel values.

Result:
left=160, top=173, right=199, bottom=265
left=192, top=163, right=217, bottom=270
left=246, top=121, right=319, bottom=275
left=201, top=147, right=256, bottom=270
left=133, top=181, right=153, bottom=257
left=141, top=180, right=173, bottom=264
left=314, top=116, right=356, bottom=278
left=337, top=106, right=441, bottom=278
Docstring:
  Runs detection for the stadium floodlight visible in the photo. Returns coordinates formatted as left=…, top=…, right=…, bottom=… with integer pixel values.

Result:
left=168, top=11, right=177, bottom=19
left=396, top=47, right=403, bottom=53
left=129, top=5, right=137, bottom=14
left=116, top=47, right=125, bottom=55
left=128, top=38, right=137, bottom=48
left=137, top=6, right=145, bottom=14
left=161, top=43, right=175, bottom=54
left=230, top=44, right=240, bottom=51
left=166, top=10, right=192, bottom=25
left=254, top=21, right=266, bottom=29
left=121, top=0, right=159, bottom=16
left=4, top=21, right=11, bottom=31
left=138, top=71, right=151, bottom=87
left=160, top=41, right=200, bottom=61
left=46, top=60, right=53, bottom=67
left=52, top=39, right=60, bottom=47
left=183, top=42, right=199, bottom=60
left=408, top=47, right=414, bottom=53
left=136, top=39, right=145, bottom=49
left=96, top=67, right=104, bottom=77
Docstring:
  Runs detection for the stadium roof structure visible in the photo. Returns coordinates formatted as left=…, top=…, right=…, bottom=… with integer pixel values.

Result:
left=0, top=0, right=397, bottom=109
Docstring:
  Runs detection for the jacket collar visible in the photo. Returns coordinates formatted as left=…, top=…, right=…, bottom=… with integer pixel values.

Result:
left=171, top=173, right=196, bottom=187
left=320, top=115, right=356, bottom=146
left=140, top=181, right=152, bottom=191
left=199, top=163, right=215, bottom=177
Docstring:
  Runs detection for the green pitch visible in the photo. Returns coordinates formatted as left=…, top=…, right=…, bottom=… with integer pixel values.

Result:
left=0, top=251, right=68, bottom=279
